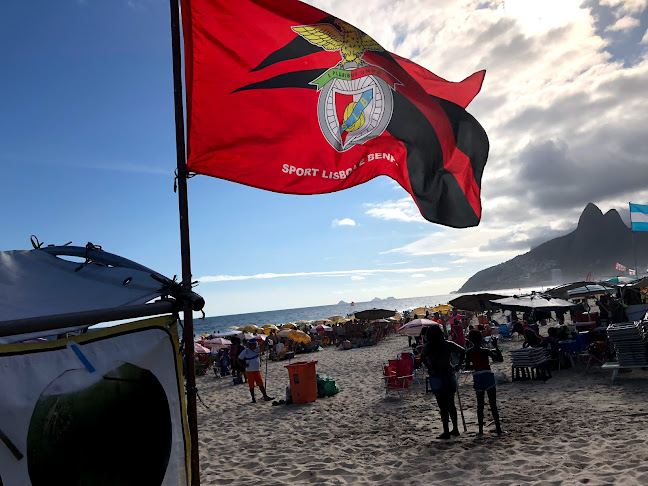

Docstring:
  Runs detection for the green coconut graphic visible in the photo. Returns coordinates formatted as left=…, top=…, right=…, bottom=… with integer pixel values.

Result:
left=27, top=362, right=172, bottom=485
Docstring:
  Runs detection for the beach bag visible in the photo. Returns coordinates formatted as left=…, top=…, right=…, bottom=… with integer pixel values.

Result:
left=316, top=375, right=340, bottom=398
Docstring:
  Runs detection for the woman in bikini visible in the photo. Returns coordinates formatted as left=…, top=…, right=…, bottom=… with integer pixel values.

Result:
left=465, top=329, right=503, bottom=435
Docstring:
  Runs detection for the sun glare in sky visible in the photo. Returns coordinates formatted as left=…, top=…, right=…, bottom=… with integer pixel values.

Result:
left=503, top=0, right=587, bottom=34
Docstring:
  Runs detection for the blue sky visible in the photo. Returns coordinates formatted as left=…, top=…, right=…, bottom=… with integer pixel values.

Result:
left=2, top=0, right=648, bottom=316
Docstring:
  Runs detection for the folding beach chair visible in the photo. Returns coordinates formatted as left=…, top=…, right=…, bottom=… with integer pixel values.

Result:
left=383, top=363, right=409, bottom=399
left=398, top=352, right=420, bottom=385
left=499, top=324, right=512, bottom=339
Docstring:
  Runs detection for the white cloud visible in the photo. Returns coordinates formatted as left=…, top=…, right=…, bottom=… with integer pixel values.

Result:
left=364, top=198, right=426, bottom=223
left=641, top=28, right=648, bottom=44
left=600, top=0, right=648, bottom=15
left=605, top=16, right=641, bottom=31
left=411, top=273, right=427, bottom=278
left=198, top=265, right=449, bottom=283
left=332, top=218, right=356, bottom=227
left=450, top=258, right=469, bottom=264
left=351, top=276, right=365, bottom=280
left=306, top=0, right=648, bottom=271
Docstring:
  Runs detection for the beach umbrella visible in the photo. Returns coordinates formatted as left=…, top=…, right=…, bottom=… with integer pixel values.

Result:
left=280, top=323, right=296, bottom=329
left=249, top=335, right=266, bottom=344
left=490, top=294, right=583, bottom=312
left=371, top=319, right=390, bottom=324
left=204, top=337, right=232, bottom=350
left=194, top=342, right=210, bottom=354
left=241, top=324, right=262, bottom=333
left=432, top=304, right=454, bottom=314
left=604, top=276, right=639, bottom=284
left=567, top=285, right=614, bottom=298
left=545, top=281, right=603, bottom=299
left=262, top=325, right=279, bottom=335
left=328, top=315, right=347, bottom=323
left=228, top=326, right=240, bottom=330
left=312, top=319, right=332, bottom=325
left=353, top=308, right=397, bottom=320
left=411, top=307, right=429, bottom=315
left=289, top=330, right=311, bottom=343
left=448, top=293, right=506, bottom=312
left=311, top=324, right=332, bottom=333
left=277, top=329, right=293, bottom=338
left=397, top=319, right=441, bottom=336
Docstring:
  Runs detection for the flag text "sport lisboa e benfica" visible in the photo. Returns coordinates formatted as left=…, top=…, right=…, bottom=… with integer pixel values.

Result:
left=181, top=0, right=489, bottom=228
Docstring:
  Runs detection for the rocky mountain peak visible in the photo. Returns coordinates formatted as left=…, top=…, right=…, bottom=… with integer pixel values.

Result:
left=577, top=202, right=603, bottom=229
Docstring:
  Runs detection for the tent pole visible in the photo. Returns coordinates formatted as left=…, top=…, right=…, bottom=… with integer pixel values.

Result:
left=169, top=0, right=200, bottom=484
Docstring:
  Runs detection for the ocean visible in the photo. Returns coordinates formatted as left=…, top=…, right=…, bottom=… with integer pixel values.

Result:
left=189, top=288, right=538, bottom=337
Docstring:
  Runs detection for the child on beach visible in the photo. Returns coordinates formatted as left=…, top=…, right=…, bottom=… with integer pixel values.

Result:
left=421, top=326, right=465, bottom=439
left=465, top=330, right=503, bottom=435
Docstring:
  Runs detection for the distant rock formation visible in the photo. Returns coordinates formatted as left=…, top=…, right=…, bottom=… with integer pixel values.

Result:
left=370, top=297, right=382, bottom=302
left=337, top=300, right=348, bottom=305
left=458, top=203, right=648, bottom=292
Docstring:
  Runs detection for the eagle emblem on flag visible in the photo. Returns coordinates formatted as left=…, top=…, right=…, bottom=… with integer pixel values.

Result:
left=293, top=20, right=400, bottom=152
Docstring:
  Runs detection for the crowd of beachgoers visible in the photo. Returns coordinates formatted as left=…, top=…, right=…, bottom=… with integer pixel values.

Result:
left=192, top=301, right=648, bottom=485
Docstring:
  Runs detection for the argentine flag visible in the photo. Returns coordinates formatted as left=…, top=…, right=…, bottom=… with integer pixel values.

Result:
left=630, top=203, right=648, bottom=231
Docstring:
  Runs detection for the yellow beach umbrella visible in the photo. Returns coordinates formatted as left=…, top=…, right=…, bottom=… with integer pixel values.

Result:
left=262, top=324, right=276, bottom=328
left=277, top=329, right=293, bottom=338
left=228, top=326, right=240, bottom=330
left=328, top=315, right=347, bottom=323
left=280, top=323, right=296, bottom=329
left=241, top=324, right=262, bottom=333
left=262, top=325, right=279, bottom=335
left=289, top=330, right=311, bottom=343
left=432, top=304, right=453, bottom=315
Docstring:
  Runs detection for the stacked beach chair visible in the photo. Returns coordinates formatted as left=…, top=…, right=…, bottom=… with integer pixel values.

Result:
left=511, top=347, right=551, bottom=381
left=607, top=322, right=648, bottom=367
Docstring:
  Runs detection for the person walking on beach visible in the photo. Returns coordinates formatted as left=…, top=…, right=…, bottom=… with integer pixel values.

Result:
left=465, top=330, right=503, bottom=435
left=421, top=326, right=465, bottom=439
left=237, top=339, right=273, bottom=403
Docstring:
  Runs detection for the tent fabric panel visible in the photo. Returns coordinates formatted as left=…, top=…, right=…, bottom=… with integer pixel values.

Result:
left=0, top=250, right=165, bottom=323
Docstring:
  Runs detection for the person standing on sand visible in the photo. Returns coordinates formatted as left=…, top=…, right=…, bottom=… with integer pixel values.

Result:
left=465, top=330, right=503, bottom=436
left=421, top=326, right=465, bottom=439
left=237, top=339, right=273, bottom=403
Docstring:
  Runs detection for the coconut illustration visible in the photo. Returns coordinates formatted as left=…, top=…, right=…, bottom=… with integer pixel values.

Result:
left=27, top=362, right=172, bottom=485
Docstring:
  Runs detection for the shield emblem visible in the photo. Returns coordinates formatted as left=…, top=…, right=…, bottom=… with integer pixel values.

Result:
left=317, top=70, right=394, bottom=152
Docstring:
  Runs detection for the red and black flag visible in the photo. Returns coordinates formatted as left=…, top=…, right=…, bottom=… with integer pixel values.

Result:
left=181, top=0, right=489, bottom=227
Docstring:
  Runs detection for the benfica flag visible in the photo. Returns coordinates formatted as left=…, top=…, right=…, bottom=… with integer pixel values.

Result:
left=181, top=0, right=489, bottom=227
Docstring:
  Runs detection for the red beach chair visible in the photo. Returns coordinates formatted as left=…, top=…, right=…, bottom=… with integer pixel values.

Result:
left=383, top=364, right=408, bottom=399
left=397, top=352, right=419, bottom=385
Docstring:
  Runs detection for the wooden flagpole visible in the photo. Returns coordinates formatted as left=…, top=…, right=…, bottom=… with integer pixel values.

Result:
left=169, top=0, right=200, bottom=484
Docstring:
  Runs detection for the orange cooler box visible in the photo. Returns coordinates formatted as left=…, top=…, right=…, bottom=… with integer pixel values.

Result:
left=285, top=361, right=318, bottom=404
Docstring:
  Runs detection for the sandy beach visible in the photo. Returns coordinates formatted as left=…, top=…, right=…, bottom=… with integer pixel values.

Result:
left=195, top=331, right=648, bottom=485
